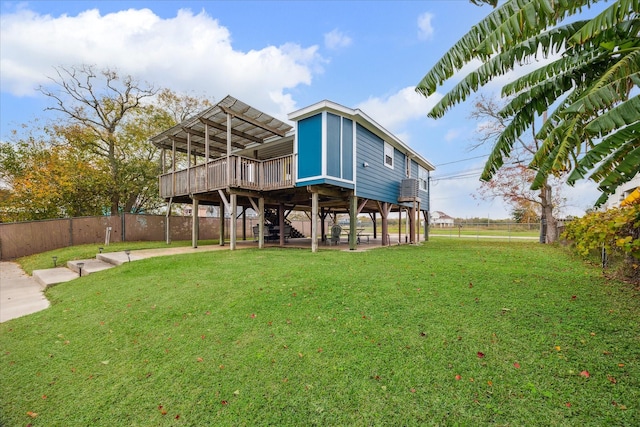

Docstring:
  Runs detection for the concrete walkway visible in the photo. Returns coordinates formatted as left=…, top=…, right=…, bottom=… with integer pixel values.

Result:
left=0, top=262, right=50, bottom=323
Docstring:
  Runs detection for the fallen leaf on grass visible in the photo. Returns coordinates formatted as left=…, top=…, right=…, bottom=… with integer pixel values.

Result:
left=410, top=388, right=416, bottom=393
left=565, top=402, right=571, bottom=407
left=455, top=375, right=462, bottom=381
left=197, top=357, right=203, bottom=362
left=580, top=370, right=590, bottom=378
left=513, top=362, right=521, bottom=369
left=607, top=375, right=617, bottom=384
left=477, top=352, right=485, bottom=358
left=26, top=411, right=38, bottom=418
left=221, top=400, right=228, bottom=405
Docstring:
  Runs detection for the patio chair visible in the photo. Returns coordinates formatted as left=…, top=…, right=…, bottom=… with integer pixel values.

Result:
left=330, top=224, right=342, bottom=245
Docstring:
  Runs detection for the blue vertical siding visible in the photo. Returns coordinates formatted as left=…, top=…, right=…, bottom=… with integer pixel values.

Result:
left=342, top=118, right=353, bottom=180
left=326, top=113, right=341, bottom=177
left=297, top=114, right=322, bottom=179
left=355, top=124, right=406, bottom=204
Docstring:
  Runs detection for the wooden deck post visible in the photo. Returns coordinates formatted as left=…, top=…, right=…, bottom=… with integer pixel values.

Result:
left=279, top=203, right=285, bottom=247
left=416, top=201, right=421, bottom=243
left=165, top=198, right=172, bottom=244
left=219, top=202, right=225, bottom=246
left=349, top=195, right=357, bottom=251
left=258, top=197, right=265, bottom=249
left=379, top=202, right=391, bottom=246
left=230, top=194, right=237, bottom=250
left=398, top=207, right=403, bottom=244
left=192, top=198, right=199, bottom=248
left=409, top=203, right=416, bottom=244
left=311, top=192, right=319, bottom=253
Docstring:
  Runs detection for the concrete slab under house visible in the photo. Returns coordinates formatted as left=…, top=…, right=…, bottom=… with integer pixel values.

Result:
left=150, top=95, right=435, bottom=252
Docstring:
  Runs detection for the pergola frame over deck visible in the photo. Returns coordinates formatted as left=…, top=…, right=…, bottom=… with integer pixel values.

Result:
left=151, top=95, right=428, bottom=252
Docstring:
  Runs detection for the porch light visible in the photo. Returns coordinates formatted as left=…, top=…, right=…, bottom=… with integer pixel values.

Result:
left=124, top=249, right=131, bottom=262
left=99, top=247, right=104, bottom=253
left=52, top=256, right=58, bottom=267
left=77, top=262, right=85, bottom=277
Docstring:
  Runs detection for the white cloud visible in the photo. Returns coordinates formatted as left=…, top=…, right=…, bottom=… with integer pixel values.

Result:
left=356, top=86, right=443, bottom=133
left=444, top=129, right=460, bottom=142
left=417, top=12, right=434, bottom=41
left=324, top=29, right=352, bottom=50
left=0, top=7, right=324, bottom=119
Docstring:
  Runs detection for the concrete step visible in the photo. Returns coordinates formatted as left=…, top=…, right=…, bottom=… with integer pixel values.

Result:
left=67, top=259, right=114, bottom=276
left=97, top=251, right=142, bottom=266
left=33, top=267, right=79, bottom=289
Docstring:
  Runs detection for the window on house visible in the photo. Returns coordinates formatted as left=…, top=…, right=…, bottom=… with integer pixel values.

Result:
left=384, top=142, right=394, bottom=169
left=419, top=166, right=429, bottom=191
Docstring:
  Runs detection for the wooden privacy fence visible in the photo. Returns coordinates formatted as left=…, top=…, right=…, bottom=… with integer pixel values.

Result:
left=0, top=213, right=312, bottom=260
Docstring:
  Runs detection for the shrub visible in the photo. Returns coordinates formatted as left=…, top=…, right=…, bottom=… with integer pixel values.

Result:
left=563, top=203, right=640, bottom=283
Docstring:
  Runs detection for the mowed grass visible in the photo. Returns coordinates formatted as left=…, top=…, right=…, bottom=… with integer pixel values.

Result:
left=1, top=240, right=638, bottom=426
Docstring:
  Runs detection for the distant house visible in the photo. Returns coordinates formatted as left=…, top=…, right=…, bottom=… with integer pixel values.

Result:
left=431, top=211, right=455, bottom=228
left=150, top=95, right=435, bottom=251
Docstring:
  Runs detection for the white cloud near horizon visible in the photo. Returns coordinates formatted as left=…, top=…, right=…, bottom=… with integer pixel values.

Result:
left=0, top=7, right=324, bottom=119
left=324, top=29, right=352, bottom=50
left=417, top=12, right=434, bottom=40
left=356, top=87, right=443, bottom=135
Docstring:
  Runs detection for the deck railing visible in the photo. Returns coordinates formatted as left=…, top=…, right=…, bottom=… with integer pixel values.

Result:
left=159, top=154, right=294, bottom=198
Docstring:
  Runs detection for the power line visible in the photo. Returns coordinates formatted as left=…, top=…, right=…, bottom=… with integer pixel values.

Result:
left=434, top=154, right=488, bottom=167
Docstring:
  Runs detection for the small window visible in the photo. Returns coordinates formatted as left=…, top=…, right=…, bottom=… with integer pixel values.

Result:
left=419, top=166, right=429, bottom=191
left=384, top=142, right=394, bottom=169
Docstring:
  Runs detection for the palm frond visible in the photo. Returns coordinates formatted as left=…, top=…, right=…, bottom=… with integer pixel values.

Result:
left=570, top=0, right=640, bottom=44
left=416, top=0, right=593, bottom=99
left=568, top=122, right=640, bottom=183
left=585, top=94, right=640, bottom=137
left=594, top=144, right=640, bottom=205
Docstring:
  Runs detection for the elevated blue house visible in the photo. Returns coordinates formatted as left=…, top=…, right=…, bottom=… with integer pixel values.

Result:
left=151, top=95, right=434, bottom=252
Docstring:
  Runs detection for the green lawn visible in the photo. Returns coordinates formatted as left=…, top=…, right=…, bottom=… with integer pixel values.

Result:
left=1, top=240, right=638, bottom=426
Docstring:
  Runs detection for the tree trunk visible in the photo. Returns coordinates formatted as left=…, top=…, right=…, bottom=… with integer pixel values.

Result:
left=539, top=183, right=558, bottom=244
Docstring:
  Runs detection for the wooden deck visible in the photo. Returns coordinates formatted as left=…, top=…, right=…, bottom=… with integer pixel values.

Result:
left=160, top=154, right=293, bottom=198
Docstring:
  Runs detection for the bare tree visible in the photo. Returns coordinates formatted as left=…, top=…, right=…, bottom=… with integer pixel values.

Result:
left=470, top=94, right=564, bottom=243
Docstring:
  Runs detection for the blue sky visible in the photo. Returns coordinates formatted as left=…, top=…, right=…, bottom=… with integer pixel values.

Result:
left=0, top=1, right=602, bottom=219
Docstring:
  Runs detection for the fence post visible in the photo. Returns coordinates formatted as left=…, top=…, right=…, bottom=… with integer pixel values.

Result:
left=69, top=218, right=73, bottom=247
left=122, top=214, right=126, bottom=242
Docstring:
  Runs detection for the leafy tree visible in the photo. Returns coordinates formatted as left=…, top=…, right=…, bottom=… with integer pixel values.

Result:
left=416, top=0, right=639, bottom=208
left=512, top=203, right=540, bottom=224
left=0, top=128, right=109, bottom=221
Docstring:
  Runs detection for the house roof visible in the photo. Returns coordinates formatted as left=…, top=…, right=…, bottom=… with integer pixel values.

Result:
left=150, top=95, right=293, bottom=157
left=288, top=100, right=435, bottom=171
left=432, top=211, right=454, bottom=220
